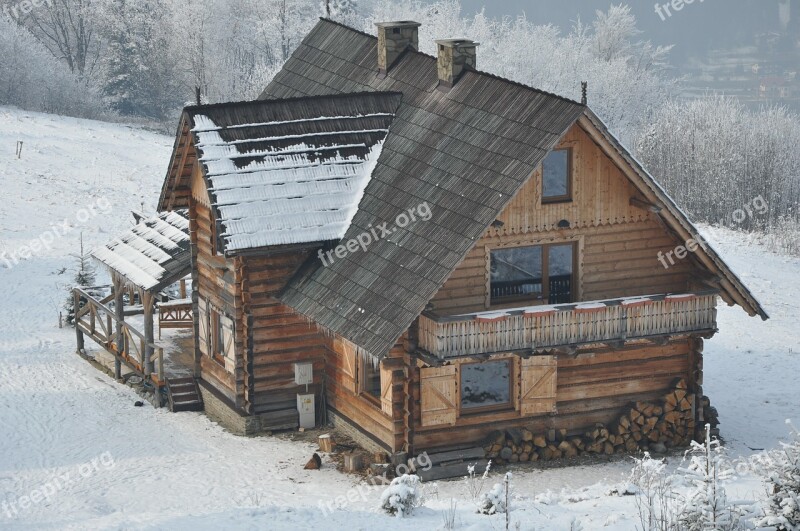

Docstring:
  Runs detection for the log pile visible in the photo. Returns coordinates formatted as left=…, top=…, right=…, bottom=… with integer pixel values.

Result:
left=484, top=379, right=717, bottom=464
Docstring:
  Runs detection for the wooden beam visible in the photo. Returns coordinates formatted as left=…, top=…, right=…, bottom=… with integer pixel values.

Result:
left=629, top=196, right=662, bottom=213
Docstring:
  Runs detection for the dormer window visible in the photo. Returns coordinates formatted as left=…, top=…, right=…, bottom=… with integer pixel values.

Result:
left=542, top=148, right=572, bottom=203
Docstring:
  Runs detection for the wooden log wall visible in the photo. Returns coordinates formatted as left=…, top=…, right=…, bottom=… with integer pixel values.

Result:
left=410, top=338, right=698, bottom=453
left=429, top=122, right=698, bottom=315
left=242, top=251, right=328, bottom=416
left=191, top=191, right=244, bottom=407
left=324, top=335, right=408, bottom=452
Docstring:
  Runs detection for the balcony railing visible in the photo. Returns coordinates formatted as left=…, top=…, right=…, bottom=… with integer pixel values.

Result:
left=418, top=291, right=718, bottom=359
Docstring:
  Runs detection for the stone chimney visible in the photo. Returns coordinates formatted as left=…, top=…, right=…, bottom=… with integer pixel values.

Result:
left=436, top=39, right=478, bottom=87
left=375, top=21, right=421, bottom=74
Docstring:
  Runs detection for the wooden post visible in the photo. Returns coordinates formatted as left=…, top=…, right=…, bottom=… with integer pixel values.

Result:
left=113, top=275, right=124, bottom=380
left=142, top=290, right=155, bottom=376
left=179, top=278, right=187, bottom=298
left=74, top=289, right=84, bottom=353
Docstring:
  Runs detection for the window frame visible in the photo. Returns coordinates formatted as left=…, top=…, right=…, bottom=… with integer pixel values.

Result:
left=488, top=242, right=578, bottom=307
left=357, top=356, right=382, bottom=406
left=541, top=147, right=573, bottom=204
left=458, top=358, right=515, bottom=416
left=209, top=308, right=225, bottom=366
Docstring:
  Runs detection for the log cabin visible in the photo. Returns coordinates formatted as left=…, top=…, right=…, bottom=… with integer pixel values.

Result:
left=153, top=19, right=767, bottom=462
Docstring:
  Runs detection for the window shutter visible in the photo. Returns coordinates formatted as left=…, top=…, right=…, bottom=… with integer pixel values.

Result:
left=222, top=314, right=235, bottom=372
left=340, top=340, right=358, bottom=393
left=420, top=365, right=457, bottom=427
left=520, top=355, right=557, bottom=416
left=197, top=298, right=209, bottom=356
left=380, top=364, right=393, bottom=416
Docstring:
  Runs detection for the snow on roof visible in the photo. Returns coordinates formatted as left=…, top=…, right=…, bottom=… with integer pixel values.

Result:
left=92, top=211, right=191, bottom=291
left=188, top=93, right=401, bottom=252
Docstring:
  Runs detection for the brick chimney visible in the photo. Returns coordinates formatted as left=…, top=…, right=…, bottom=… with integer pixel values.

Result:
left=436, top=39, right=478, bottom=88
left=375, top=21, right=421, bottom=74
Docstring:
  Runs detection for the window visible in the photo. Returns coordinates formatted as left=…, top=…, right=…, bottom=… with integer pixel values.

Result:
left=542, top=148, right=572, bottom=203
left=210, top=309, right=224, bottom=364
left=359, top=358, right=381, bottom=400
left=490, top=243, right=575, bottom=305
left=460, top=360, right=512, bottom=412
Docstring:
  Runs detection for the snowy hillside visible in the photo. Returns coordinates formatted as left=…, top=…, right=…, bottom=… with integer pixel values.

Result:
left=0, top=106, right=798, bottom=530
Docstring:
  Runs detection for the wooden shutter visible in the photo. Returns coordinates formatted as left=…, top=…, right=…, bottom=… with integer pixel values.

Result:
left=340, top=340, right=358, bottom=393
left=197, top=297, right=209, bottom=356
left=221, top=314, right=235, bottom=372
left=380, top=364, right=393, bottom=416
left=520, top=355, right=557, bottom=416
left=420, top=365, right=457, bottom=427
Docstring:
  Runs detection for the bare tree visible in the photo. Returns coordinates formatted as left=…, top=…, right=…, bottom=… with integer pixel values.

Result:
left=23, top=0, right=101, bottom=78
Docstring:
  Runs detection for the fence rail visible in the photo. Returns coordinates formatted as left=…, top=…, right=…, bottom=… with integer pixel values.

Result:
left=418, top=292, right=718, bottom=359
left=73, top=288, right=165, bottom=391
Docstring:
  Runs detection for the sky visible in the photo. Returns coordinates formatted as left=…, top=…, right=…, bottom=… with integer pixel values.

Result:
left=424, top=0, right=795, bottom=62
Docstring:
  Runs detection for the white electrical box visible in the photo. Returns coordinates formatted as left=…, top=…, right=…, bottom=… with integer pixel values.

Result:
left=294, top=362, right=313, bottom=386
left=297, top=393, right=315, bottom=429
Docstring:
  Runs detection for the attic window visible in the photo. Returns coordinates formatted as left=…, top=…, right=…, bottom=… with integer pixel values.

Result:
left=542, top=148, right=572, bottom=203
left=393, top=27, right=400, bottom=34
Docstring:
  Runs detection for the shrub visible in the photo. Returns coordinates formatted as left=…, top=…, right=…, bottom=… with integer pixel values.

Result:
left=380, top=474, right=423, bottom=518
left=759, top=421, right=800, bottom=531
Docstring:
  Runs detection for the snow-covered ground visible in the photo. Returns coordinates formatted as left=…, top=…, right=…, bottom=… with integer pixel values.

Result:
left=0, top=106, right=798, bottom=530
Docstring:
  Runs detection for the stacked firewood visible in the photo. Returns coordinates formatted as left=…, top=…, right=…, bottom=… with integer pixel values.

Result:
left=484, top=379, right=712, bottom=464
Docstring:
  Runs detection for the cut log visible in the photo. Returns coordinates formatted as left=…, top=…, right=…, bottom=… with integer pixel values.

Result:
left=318, top=434, right=334, bottom=453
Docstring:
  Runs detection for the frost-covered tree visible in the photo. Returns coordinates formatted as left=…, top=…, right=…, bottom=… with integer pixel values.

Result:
left=678, top=425, right=754, bottom=531
left=759, top=421, right=800, bottom=531
left=0, top=14, right=104, bottom=117
left=20, top=0, right=102, bottom=79
left=635, top=96, right=800, bottom=233
left=322, top=0, right=360, bottom=27
left=64, top=234, right=100, bottom=325
left=365, top=1, right=676, bottom=142
left=99, top=0, right=181, bottom=118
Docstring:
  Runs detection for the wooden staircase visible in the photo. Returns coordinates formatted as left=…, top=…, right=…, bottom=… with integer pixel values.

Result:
left=166, top=377, right=204, bottom=412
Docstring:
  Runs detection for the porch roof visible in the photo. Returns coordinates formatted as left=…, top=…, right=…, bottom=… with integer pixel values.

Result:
left=92, top=210, right=191, bottom=292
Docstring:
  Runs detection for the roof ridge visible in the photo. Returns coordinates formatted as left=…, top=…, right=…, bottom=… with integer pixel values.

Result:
left=184, top=90, right=403, bottom=114
left=318, top=18, right=583, bottom=108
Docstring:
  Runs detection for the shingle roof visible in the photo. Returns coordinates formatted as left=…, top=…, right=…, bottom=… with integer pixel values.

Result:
left=93, top=211, right=190, bottom=292
left=183, top=92, right=402, bottom=252
left=263, top=19, right=586, bottom=358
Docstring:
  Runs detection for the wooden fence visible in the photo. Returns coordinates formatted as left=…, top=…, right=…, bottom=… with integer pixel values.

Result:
left=73, top=288, right=165, bottom=392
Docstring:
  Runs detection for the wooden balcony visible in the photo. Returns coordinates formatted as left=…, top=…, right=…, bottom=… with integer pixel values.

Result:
left=418, top=291, right=718, bottom=359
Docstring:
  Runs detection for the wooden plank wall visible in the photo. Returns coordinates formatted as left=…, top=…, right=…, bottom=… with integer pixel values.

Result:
left=429, top=123, right=696, bottom=315
left=411, top=339, right=695, bottom=452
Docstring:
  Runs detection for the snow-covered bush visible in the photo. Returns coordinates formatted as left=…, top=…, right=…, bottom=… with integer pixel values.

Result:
left=463, top=460, right=492, bottom=502
left=759, top=421, right=800, bottom=531
left=624, top=453, right=682, bottom=531
left=478, top=472, right=511, bottom=516
left=678, top=425, right=754, bottom=531
left=380, top=474, right=423, bottom=517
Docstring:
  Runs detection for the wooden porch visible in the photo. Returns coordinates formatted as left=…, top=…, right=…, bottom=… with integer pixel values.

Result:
left=418, top=291, right=718, bottom=359
left=73, top=287, right=197, bottom=409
